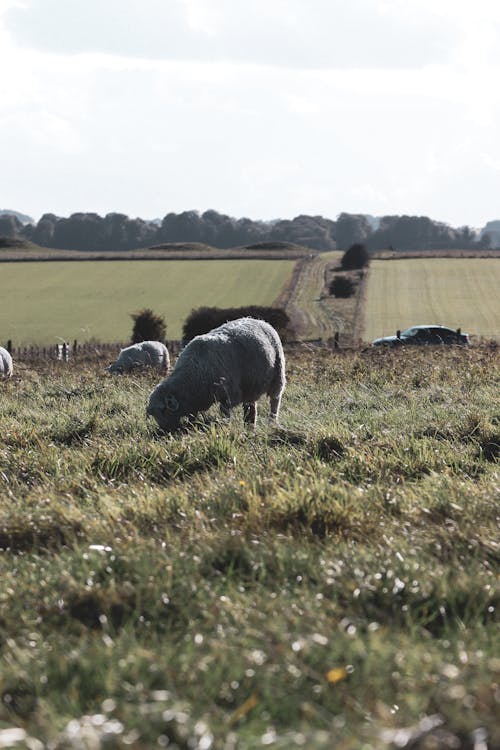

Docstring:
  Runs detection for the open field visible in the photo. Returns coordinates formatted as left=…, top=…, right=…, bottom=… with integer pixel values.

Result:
left=0, top=346, right=498, bottom=748
left=0, top=259, right=295, bottom=345
left=363, top=258, right=500, bottom=342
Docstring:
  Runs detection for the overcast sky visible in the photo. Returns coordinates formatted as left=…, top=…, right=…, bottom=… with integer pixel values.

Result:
left=2, top=0, right=500, bottom=227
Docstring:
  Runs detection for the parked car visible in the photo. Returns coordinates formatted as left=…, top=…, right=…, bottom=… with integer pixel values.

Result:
left=372, top=325, right=470, bottom=347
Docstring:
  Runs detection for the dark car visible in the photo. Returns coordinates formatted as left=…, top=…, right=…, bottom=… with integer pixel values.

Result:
left=372, top=325, right=470, bottom=347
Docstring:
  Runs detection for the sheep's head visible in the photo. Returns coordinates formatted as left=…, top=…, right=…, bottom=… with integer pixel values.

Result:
left=146, top=383, right=184, bottom=431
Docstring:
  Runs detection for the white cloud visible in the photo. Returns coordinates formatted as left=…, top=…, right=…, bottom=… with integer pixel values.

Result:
left=2, top=1, right=500, bottom=226
left=3, top=0, right=461, bottom=69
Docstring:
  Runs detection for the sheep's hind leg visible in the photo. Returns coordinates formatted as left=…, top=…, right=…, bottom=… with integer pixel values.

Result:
left=243, top=402, right=257, bottom=427
left=269, top=393, right=282, bottom=422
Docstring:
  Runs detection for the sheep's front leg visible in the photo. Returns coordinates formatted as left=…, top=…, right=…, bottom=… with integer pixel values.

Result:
left=243, top=401, right=257, bottom=427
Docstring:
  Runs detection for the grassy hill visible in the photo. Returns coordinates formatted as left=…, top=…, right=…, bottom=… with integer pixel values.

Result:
left=0, top=346, right=498, bottom=748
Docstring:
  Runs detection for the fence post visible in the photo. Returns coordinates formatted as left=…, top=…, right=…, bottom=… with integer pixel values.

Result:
left=396, top=330, right=401, bottom=339
left=6, top=340, right=12, bottom=353
left=456, top=327, right=461, bottom=343
left=73, top=339, right=78, bottom=356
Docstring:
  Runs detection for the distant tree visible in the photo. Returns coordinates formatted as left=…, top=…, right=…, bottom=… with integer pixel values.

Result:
left=0, top=213, right=23, bottom=238
left=335, top=213, right=371, bottom=250
left=125, top=217, right=157, bottom=249
left=130, top=308, right=167, bottom=343
left=329, top=276, right=356, bottom=298
left=51, top=213, right=105, bottom=251
left=31, top=213, right=58, bottom=246
left=103, top=213, right=129, bottom=250
left=366, top=214, right=461, bottom=251
left=340, top=243, right=370, bottom=270
left=269, top=214, right=336, bottom=250
left=159, top=211, right=204, bottom=243
left=479, top=232, right=493, bottom=249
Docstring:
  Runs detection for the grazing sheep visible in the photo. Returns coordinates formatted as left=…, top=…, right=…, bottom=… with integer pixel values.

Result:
left=107, top=341, right=170, bottom=374
left=0, top=346, right=13, bottom=378
left=146, top=317, right=286, bottom=431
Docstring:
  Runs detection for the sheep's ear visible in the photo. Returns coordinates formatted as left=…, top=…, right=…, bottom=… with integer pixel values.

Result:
left=165, top=395, right=179, bottom=412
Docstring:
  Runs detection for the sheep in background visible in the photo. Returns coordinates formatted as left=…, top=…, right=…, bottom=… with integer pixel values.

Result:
left=107, top=341, right=170, bottom=374
left=0, top=346, right=13, bottom=378
left=146, top=317, right=286, bottom=431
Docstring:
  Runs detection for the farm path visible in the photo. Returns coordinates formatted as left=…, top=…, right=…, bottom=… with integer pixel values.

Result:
left=283, top=252, right=347, bottom=340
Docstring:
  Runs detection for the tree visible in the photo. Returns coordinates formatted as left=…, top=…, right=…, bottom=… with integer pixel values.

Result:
left=329, top=276, right=356, bottom=297
left=130, top=308, right=167, bottom=343
left=0, top=213, right=23, bottom=238
left=335, top=213, right=371, bottom=250
left=31, top=213, right=59, bottom=246
left=340, top=243, right=370, bottom=270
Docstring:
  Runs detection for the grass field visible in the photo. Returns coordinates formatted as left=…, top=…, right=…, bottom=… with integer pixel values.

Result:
left=0, top=259, right=295, bottom=345
left=363, top=259, right=500, bottom=342
left=0, top=346, right=498, bottom=748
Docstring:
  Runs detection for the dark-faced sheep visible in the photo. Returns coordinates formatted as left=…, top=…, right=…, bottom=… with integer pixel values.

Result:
left=107, top=341, right=170, bottom=374
left=146, top=317, right=285, bottom=430
left=0, top=347, right=13, bottom=378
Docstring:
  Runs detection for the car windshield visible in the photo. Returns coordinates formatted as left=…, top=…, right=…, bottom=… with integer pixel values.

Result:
left=401, top=327, right=421, bottom=338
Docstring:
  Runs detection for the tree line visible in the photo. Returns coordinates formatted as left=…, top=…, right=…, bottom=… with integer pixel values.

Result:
left=0, top=209, right=494, bottom=252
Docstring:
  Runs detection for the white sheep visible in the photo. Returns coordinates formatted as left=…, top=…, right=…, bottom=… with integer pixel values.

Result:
left=146, top=317, right=286, bottom=430
left=107, top=341, right=170, bottom=374
left=0, top=347, right=13, bottom=378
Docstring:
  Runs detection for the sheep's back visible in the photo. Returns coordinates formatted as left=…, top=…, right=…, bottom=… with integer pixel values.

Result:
left=175, top=318, right=283, bottom=401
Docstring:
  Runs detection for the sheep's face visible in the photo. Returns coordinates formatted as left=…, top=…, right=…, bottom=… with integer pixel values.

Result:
left=146, top=384, right=184, bottom=431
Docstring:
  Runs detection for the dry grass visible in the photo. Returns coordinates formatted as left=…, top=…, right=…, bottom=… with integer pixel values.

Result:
left=0, top=345, right=498, bottom=748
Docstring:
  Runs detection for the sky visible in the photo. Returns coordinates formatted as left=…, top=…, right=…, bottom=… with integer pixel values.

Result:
left=1, top=0, right=500, bottom=228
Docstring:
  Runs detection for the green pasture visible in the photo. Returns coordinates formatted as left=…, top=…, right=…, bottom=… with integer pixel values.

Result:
left=363, top=258, right=500, bottom=342
left=0, top=347, right=498, bottom=748
left=0, top=259, right=295, bottom=345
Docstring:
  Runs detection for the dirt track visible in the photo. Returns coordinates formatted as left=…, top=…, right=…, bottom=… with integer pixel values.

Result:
left=280, top=253, right=350, bottom=341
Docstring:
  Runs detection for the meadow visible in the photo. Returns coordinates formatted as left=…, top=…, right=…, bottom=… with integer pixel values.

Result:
left=362, top=259, right=500, bottom=342
left=0, top=345, right=498, bottom=749
left=0, top=259, right=295, bottom=345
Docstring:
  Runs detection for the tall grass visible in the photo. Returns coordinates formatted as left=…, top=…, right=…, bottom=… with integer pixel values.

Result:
left=0, top=346, right=498, bottom=748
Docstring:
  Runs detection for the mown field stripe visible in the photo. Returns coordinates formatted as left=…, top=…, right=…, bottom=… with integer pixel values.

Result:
left=363, top=258, right=500, bottom=341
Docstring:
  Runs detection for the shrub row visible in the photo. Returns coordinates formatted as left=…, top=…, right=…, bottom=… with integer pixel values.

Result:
left=182, top=306, right=292, bottom=343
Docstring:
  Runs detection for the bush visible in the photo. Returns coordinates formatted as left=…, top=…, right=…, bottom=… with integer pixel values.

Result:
left=130, top=308, right=167, bottom=343
left=329, top=276, right=356, bottom=298
left=340, top=243, right=370, bottom=270
left=182, top=306, right=292, bottom=343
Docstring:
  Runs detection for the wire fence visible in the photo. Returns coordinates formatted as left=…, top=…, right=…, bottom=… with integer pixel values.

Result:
left=3, top=339, right=184, bottom=362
